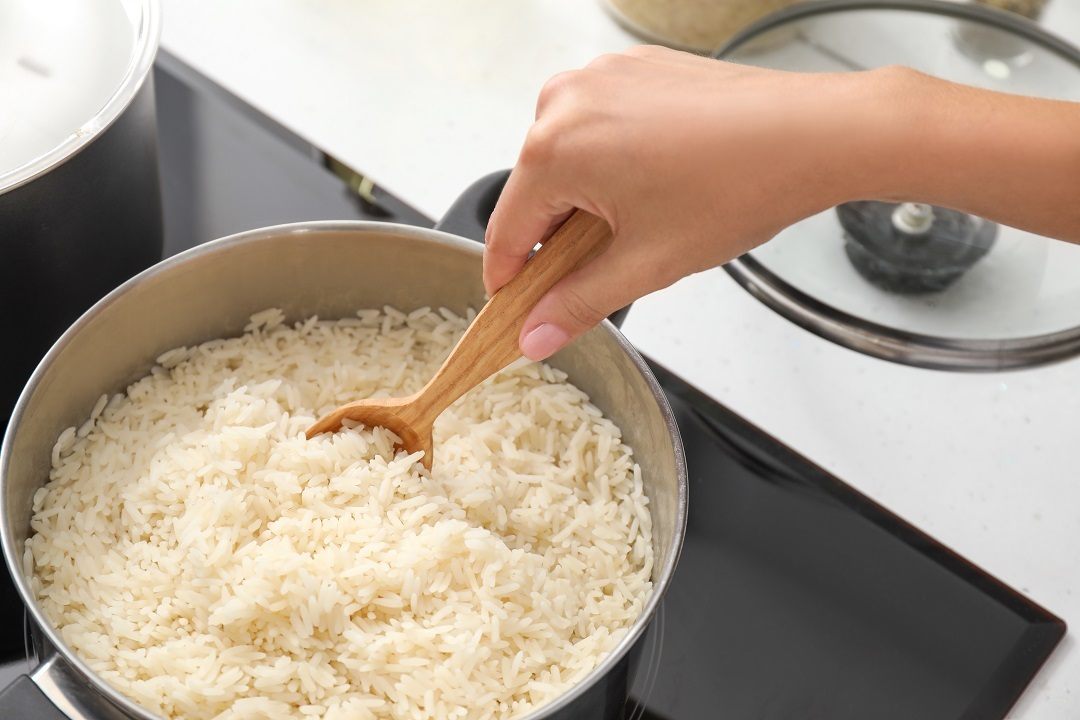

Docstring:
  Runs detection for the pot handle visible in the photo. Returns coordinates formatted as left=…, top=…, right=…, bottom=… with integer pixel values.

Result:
left=0, top=674, right=67, bottom=719
left=435, top=170, right=630, bottom=328
left=434, top=170, right=511, bottom=243
left=0, top=654, right=128, bottom=720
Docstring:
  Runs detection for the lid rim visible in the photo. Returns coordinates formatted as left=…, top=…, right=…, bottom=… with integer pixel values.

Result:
left=0, top=0, right=162, bottom=195
left=725, top=254, right=1080, bottom=371
left=713, top=0, right=1080, bottom=62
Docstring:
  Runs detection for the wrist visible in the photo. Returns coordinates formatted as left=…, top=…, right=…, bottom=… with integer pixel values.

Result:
left=839, top=66, right=975, bottom=207
left=828, top=65, right=935, bottom=205
left=835, top=65, right=1080, bottom=242
left=780, top=67, right=925, bottom=214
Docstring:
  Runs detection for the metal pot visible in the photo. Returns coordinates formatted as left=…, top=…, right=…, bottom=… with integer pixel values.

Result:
left=0, top=173, right=688, bottom=718
left=0, top=0, right=164, bottom=427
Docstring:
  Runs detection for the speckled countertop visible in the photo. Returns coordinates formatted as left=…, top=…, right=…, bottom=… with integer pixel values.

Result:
left=159, top=1, right=1080, bottom=716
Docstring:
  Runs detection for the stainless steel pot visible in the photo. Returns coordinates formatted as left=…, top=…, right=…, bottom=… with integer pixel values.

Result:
left=0, top=180, right=688, bottom=718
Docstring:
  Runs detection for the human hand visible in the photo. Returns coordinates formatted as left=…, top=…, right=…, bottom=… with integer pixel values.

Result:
left=485, top=46, right=899, bottom=360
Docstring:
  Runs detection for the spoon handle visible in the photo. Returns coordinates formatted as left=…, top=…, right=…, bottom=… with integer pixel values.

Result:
left=412, top=210, right=613, bottom=425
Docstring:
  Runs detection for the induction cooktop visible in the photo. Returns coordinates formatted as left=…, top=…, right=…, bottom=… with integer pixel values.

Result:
left=0, top=51, right=1065, bottom=719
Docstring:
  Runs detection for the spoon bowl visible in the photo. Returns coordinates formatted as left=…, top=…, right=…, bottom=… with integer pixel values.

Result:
left=306, top=210, right=613, bottom=468
left=306, top=392, right=434, bottom=462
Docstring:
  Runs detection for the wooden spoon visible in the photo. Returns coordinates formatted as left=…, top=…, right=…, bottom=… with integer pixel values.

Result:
left=305, top=210, right=613, bottom=468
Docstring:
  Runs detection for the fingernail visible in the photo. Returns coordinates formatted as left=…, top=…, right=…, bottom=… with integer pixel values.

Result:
left=520, top=323, right=570, bottom=361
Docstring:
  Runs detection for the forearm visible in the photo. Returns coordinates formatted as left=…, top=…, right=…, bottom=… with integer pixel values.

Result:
left=853, top=67, right=1080, bottom=242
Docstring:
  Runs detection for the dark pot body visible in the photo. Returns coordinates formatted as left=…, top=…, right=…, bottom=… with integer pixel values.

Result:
left=0, top=77, right=164, bottom=430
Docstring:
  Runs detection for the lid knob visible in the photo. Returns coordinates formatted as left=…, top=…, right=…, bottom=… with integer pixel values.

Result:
left=891, top=203, right=936, bottom=235
left=838, top=201, right=998, bottom=294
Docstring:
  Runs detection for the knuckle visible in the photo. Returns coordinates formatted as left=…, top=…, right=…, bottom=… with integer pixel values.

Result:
left=483, top=214, right=500, bottom=248
left=587, top=52, right=626, bottom=71
left=536, top=70, right=580, bottom=114
left=623, top=44, right=665, bottom=59
left=519, top=121, right=560, bottom=167
left=484, top=207, right=525, bottom=257
left=559, top=287, right=606, bottom=329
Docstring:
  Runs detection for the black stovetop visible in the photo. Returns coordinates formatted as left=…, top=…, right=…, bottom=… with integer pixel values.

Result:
left=0, top=52, right=1065, bottom=719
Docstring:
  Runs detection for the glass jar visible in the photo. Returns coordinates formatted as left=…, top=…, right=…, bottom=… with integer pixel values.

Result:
left=972, top=0, right=1049, bottom=20
left=605, top=0, right=802, bottom=52
left=957, top=0, right=1051, bottom=60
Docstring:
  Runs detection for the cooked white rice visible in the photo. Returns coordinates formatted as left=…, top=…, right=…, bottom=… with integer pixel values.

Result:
left=26, top=307, right=653, bottom=720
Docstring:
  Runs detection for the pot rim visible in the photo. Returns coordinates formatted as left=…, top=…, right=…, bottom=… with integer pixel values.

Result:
left=2, top=220, right=688, bottom=719
left=0, top=0, right=161, bottom=195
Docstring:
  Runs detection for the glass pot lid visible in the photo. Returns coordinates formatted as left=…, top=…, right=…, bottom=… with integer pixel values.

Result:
left=715, top=0, right=1080, bottom=371
left=0, top=0, right=159, bottom=194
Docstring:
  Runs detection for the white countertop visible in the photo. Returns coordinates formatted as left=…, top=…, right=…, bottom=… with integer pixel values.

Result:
left=159, top=1, right=1080, bottom=716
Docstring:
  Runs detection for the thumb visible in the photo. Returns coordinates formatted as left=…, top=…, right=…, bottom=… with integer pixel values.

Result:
left=518, top=238, right=650, bottom=361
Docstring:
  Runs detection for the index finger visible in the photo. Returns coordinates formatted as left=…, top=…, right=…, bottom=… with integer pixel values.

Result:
left=484, top=166, right=574, bottom=296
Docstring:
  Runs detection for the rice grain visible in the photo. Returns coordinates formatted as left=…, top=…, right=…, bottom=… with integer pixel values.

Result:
left=28, top=307, right=653, bottom=720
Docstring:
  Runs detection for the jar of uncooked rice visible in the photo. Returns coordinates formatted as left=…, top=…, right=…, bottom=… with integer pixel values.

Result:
left=972, top=0, right=1048, bottom=21
left=606, top=0, right=802, bottom=52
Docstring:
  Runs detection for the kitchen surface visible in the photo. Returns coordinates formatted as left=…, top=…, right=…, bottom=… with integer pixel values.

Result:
left=1, top=0, right=1079, bottom=718
left=156, top=1, right=1080, bottom=714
